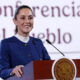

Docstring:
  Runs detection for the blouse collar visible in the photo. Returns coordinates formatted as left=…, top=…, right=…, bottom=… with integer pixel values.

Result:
left=15, top=34, right=30, bottom=43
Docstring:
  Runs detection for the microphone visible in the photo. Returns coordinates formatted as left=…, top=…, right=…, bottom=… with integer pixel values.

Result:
left=32, top=40, right=42, bottom=60
left=46, top=39, right=65, bottom=56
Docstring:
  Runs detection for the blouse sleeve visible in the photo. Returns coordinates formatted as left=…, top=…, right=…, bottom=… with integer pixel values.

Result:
left=39, top=39, right=51, bottom=60
left=0, top=40, right=13, bottom=79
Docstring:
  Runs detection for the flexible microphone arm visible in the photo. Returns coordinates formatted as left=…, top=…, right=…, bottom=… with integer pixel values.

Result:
left=46, top=39, right=65, bottom=56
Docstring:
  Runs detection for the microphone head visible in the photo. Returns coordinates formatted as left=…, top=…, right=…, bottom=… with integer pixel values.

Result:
left=46, top=39, right=52, bottom=44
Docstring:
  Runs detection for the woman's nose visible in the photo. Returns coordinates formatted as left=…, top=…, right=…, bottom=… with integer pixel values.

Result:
left=25, top=18, right=30, bottom=23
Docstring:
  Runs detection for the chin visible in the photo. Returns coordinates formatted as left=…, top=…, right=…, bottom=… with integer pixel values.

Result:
left=23, top=31, right=30, bottom=34
left=23, top=28, right=32, bottom=33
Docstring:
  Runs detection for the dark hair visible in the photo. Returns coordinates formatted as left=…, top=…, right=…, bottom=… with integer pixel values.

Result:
left=14, top=5, right=33, bottom=33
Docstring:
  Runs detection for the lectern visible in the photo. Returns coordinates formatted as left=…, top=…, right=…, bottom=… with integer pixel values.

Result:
left=7, top=59, right=80, bottom=80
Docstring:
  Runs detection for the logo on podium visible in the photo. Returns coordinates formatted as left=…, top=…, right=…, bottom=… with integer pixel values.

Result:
left=52, top=58, right=77, bottom=80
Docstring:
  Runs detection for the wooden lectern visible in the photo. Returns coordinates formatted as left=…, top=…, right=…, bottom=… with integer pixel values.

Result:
left=7, top=59, right=80, bottom=80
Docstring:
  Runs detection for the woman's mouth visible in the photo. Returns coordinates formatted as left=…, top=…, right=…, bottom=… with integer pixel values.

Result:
left=25, top=25, right=30, bottom=28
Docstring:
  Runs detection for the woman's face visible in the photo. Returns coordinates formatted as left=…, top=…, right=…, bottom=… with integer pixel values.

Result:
left=13, top=8, right=33, bottom=37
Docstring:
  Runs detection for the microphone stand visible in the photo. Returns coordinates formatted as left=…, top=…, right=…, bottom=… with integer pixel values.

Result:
left=46, top=39, right=65, bottom=56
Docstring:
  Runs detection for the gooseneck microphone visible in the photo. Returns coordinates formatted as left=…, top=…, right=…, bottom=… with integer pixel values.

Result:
left=46, top=39, right=65, bottom=56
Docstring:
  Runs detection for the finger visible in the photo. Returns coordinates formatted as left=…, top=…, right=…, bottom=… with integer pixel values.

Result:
left=19, top=65, right=24, bottom=68
left=19, top=65, right=24, bottom=74
left=18, top=68, right=23, bottom=75
left=18, top=65, right=24, bottom=74
left=16, top=70, right=22, bottom=78
left=15, top=65, right=24, bottom=70
left=12, top=65, right=24, bottom=78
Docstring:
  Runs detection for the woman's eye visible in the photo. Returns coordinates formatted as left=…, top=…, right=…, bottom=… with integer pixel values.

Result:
left=20, top=16, right=33, bottom=20
left=28, top=17, right=33, bottom=20
left=21, top=17, right=25, bottom=19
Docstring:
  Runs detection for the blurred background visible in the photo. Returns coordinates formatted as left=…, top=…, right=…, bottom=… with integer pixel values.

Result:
left=0, top=0, right=80, bottom=79
left=0, top=0, right=80, bottom=59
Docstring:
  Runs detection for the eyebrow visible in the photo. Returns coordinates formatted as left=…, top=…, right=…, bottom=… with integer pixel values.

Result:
left=20, top=14, right=33, bottom=16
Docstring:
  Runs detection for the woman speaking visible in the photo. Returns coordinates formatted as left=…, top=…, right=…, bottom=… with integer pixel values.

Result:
left=0, top=5, right=50, bottom=79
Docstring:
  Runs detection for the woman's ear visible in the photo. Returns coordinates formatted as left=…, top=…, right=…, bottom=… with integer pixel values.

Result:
left=13, top=18, right=17, bottom=25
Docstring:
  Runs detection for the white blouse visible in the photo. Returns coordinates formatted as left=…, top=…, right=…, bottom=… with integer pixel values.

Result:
left=15, top=34, right=30, bottom=43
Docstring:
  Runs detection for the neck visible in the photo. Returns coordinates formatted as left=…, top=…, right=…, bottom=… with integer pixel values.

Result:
left=17, top=32, right=29, bottom=37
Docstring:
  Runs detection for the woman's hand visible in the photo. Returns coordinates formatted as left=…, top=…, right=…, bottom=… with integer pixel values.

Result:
left=11, top=65, right=24, bottom=78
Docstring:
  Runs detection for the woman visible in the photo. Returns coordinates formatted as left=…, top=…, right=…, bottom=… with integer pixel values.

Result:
left=0, top=5, right=50, bottom=79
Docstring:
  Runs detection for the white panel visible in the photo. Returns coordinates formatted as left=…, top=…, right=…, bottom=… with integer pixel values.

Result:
left=0, top=0, right=80, bottom=59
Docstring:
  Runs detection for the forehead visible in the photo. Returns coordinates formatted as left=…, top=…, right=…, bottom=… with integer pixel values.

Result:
left=18, top=8, right=33, bottom=16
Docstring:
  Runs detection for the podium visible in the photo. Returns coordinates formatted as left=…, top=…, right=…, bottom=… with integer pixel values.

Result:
left=7, top=59, right=80, bottom=80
